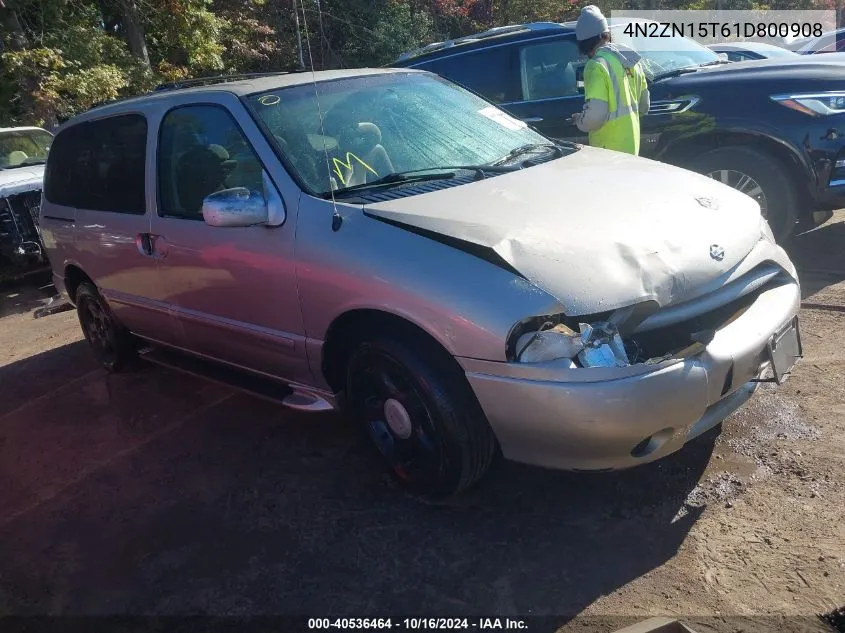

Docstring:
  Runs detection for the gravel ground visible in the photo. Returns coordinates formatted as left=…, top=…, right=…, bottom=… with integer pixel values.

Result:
left=0, top=215, right=843, bottom=633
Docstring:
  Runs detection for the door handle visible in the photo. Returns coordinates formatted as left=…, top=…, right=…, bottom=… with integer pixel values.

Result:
left=522, top=116, right=544, bottom=123
left=136, top=233, right=168, bottom=259
left=136, top=233, right=154, bottom=257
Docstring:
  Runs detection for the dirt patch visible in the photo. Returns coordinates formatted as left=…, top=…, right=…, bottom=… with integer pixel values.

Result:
left=0, top=284, right=82, bottom=370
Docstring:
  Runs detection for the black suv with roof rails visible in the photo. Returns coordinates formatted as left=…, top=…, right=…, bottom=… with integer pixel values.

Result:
left=392, top=20, right=845, bottom=241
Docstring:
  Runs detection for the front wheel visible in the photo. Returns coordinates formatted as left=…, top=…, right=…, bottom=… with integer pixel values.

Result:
left=689, top=146, right=799, bottom=242
left=345, top=336, right=497, bottom=498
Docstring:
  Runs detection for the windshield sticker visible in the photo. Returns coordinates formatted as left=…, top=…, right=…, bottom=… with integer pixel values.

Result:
left=258, top=94, right=281, bottom=106
left=332, top=152, right=378, bottom=186
left=478, top=107, right=527, bottom=131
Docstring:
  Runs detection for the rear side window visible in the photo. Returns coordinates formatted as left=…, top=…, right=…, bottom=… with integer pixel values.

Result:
left=518, top=39, right=582, bottom=101
left=45, top=114, right=147, bottom=214
left=424, top=48, right=520, bottom=104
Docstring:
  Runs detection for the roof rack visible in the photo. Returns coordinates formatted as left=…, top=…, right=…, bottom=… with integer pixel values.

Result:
left=396, top=22, right=564, bottom=62
left=153, top=71, right=304, bottom=92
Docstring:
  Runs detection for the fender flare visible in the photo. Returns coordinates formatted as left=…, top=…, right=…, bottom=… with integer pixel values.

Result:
left=655, top=121, right=814, bottom=188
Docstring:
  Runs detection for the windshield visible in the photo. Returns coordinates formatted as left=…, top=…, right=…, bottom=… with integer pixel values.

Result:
left=610, top=21, right=720, bottom=79
left=0, top=128, right=52, bottom=169
left=244, top=72, right=551, bottom=196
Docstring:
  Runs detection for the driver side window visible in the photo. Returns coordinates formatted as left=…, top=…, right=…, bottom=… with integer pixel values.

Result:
left=519, top=40, right=583, bottom=101
left=158, top=105, right=265, bottom=220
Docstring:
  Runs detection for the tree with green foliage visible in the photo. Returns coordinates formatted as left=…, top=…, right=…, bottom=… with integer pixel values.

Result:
left=0, top=0, right=840, bottom=127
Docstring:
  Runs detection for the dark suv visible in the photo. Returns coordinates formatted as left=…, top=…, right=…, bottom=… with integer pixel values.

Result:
left=393, top=20, right=845, bottom=240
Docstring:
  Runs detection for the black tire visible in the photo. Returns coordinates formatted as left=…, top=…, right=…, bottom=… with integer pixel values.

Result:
left=689, top=146, right=799, bottom=242
left=345, top=335, right=497, bottom=498
left=75, top=282, right=136, bottom=372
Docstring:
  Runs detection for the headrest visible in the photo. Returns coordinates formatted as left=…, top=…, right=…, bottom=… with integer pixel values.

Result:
left=7, top=150, right=28, bottom=166
left=357, top=122, right=382, bottom=146
left=179, top=144, right=236, bottom=171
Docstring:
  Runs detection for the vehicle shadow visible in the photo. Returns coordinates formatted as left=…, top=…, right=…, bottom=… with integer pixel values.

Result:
left=785, top=216, right=845, bottom=300
left=0, top=373, right=717, bottom=624
left=0, top=340, right=97, bottom=417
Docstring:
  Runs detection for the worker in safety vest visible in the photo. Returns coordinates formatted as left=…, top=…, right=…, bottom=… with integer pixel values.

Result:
left=571, top=5, right=650, bottom=155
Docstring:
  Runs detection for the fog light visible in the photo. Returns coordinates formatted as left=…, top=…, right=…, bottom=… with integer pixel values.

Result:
left=631, top=427, right=675, bottom=458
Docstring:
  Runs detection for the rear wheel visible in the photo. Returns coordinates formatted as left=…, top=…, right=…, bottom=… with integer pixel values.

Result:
left=76, top=282, right=136, bottom=372
left=346, top=336, right=497, bottom=498
left=689, top=146, right=799, bottom=242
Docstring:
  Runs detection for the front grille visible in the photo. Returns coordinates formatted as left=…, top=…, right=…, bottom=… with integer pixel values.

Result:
left=12, top=190, right=42, bottom=234
left=1, top=190, right=42, bottom=243
left=1, top=189, right=47, bottom=274
left=634, top=263, right=785, bottom=334
left=626, top=270, right=791, bottom=363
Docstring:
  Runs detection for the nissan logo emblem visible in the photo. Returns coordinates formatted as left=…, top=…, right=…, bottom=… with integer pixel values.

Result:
left=710, top=244, right=726, bottom=261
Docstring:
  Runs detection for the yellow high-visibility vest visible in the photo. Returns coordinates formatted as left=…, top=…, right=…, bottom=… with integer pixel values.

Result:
left=583, top=48, right=647, bottom=155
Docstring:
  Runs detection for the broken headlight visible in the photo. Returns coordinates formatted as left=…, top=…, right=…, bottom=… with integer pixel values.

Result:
left=513, top=321, right=630, bottom=367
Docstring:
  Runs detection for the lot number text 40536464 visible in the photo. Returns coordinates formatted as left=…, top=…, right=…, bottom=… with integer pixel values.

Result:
left=307, top=618, right=529, bottom=630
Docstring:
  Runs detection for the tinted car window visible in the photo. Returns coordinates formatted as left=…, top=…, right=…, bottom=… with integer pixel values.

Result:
left=157, top=105, right=265, bottom=220
left=424, top=48, right=520, bottom=104
left=44, top=114, right=147, bottom=214
left=519, top=40, right=581, bottom=101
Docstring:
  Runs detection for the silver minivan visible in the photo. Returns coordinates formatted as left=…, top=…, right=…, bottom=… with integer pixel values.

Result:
left=40, top=69, right=802, bottom=497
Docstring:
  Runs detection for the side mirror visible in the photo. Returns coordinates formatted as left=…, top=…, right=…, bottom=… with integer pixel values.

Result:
left=717, top=52, right=729, bottom=61
left=202, top=187, right=269, bottom=227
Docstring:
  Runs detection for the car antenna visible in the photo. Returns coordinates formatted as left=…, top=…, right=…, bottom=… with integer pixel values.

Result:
left=298, top=0, right=343, bottom=232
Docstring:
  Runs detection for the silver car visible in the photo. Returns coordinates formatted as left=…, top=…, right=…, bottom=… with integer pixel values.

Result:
left=1, top=126, right=53, bottom=281
left=39, top=69, right=802, bottom=497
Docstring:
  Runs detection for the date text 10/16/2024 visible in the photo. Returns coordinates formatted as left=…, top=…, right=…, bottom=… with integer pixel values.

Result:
left=308, top=618, right=528, bottom=630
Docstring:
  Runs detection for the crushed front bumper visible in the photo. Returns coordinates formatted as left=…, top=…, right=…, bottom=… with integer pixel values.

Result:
left=460, top=280, right=801, bottom=471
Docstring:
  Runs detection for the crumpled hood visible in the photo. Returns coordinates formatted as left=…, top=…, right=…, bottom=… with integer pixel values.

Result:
left=598, top=43, right=642, bottom=69
left=364, top=147, right=765, bottom=316
left=0, top=165, right=44, bottom=196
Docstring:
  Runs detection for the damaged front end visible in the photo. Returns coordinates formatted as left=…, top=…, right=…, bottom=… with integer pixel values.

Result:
left=508, top=262, right=795, bottom=369
left=515, top=321, right=631, bottom=368
left=1, top=189, right=49, bottom=282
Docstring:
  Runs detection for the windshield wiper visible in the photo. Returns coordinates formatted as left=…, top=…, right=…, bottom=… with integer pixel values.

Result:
left=652, top=59, right=730, bottom=82
left=490, top=143, right=563, bottom=166
left=652, top=66, right=703, bottom=81
left=327, top=165, right=516, bottom=198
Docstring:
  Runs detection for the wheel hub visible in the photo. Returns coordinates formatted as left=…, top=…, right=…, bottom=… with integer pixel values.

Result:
left=384, top=398, right=413, bottom=440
